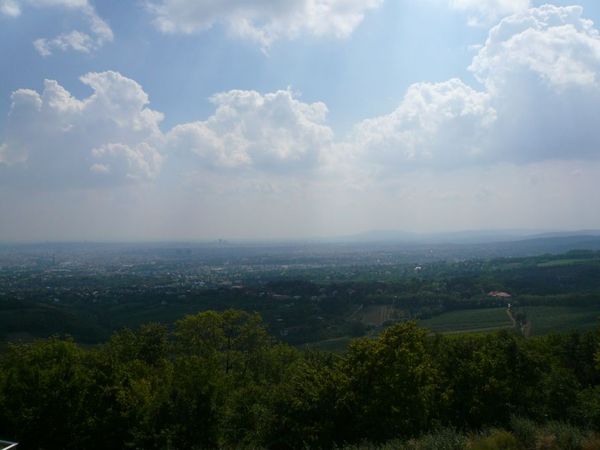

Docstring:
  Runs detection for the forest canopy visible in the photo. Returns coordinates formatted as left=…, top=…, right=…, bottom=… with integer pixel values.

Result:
left=1, top=310, right=600, bottom=449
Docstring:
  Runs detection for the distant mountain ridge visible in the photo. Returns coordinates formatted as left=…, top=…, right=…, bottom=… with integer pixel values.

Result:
left=335, top=229, right=600, bottom=245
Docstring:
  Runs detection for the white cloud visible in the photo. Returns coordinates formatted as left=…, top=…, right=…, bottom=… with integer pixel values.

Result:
left=167, top=89, right=333, bottom=172
left=0, top=75, right=335, bottom=188
left=149, top=0, right=383, bottom=48
left=0, top=0, right=113, bottom=56
left=470, top=5, right=600, bottom=90
left=90, top=143, right=162, bottom=181
left=34, top=30, right=96, bottom=56
left=4, top=5, right=600, bottom=193
left=470, top=4, right=600, bottom=163
left=348, top=79, right=496, bottom=168
left=0, top=0, right=20, bottom=16
left=0, top=0, right=91, bottom=17
left=0, top=71, right=164, bottom=188
left=449, top=0, right=530, bottom=26
left=348, top=5, right=600, bottom=172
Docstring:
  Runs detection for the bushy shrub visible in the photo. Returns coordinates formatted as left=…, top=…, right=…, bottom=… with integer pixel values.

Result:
left=540, top=422, right=584, bottom=450
left=510, top=416, right=538, bottom=448
left=413, top=428, right=468, bottom=450
left=470, top=429, right=520, bottom=450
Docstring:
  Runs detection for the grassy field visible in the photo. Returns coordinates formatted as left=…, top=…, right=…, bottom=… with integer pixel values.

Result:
left=536, top=258, right=594, bottom=268
left=298, top=305, right=600, bottom=352
left=520, top=305, right=600, bottom=335
left=305, top=308, right=515, bottom=351
left=419, top=306, right=600, bottom=336
left=420, top=308, right=514, bottom=334
left=357, top=304, right=402, bottom=326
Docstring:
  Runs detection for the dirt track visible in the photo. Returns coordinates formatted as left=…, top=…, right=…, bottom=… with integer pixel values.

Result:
left=506, top=308, right=532, bottom=337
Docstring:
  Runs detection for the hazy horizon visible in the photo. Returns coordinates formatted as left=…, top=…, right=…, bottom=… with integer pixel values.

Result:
left=2, top=227, right=600, bottom=245
left=3, top=1, right=600, bottom=241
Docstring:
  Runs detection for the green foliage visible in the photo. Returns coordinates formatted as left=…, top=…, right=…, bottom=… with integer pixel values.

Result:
left=510, top=416, right=539, bottom=447
left=0, top=310, right=600, bottom=449
left=0, top=339, right=101, bottom=449
left=340, top=322, right=437, bottom=442
left=432, top=331, right=542, bottom=428
left=541, top=422, right=585, bottom=450
left=174, top=309, right=271, bottom=377
left=576, top=386, right=600, bottom=429
left=408, top=428, right=467, bottom=450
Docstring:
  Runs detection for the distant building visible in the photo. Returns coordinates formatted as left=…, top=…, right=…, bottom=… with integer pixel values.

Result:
left=488, top=291, right=512, bottom=298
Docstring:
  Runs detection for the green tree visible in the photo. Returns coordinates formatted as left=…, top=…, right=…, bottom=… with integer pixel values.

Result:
left=0, top=339, right=99, bottom=449
left=174, top=309, right=270, bottom=378
left=340, top=322, right=438, bottom=442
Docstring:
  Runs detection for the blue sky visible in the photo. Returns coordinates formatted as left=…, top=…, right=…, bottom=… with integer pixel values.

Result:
left=2, top=0, right=600, bottom=240
left=0, top=1, right=483, bottom=131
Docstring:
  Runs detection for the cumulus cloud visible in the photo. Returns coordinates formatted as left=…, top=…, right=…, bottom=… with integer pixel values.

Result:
left=0, top=0, right=113, bottom=56
left=471, top=4, right=600, bottom=162
left=470, top=5, right=600, bottom=90
left=167, top=89, right=333, bottom=172
left=0, top=71, right=164, bottom=188
left=161, top=5, right=600, bottom=177
left=449, top=0, right=530, bottom=26
left=4, top=5, right=600, bottom=191
left=349, top=4, right=600, bottom=171
left=0, top=74, right=335, bottom=188
left=148, top=0, right=383, bottom=48
left=348, top=79, right=496, bottom=168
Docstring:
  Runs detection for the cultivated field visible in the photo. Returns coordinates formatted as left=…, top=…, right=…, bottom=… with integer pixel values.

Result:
left=419, top=308, right=514, bottom=334
left=357, top=304, right=402, bottom=326
left=521, top=305, right=600, bottom=335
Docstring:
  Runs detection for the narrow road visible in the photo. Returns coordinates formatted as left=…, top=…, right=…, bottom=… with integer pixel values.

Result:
left=506, top=308, right=517, bottom=328
left=506, top=308, right=531, bottom=338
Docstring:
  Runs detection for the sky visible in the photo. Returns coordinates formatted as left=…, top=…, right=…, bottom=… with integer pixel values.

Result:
left=2, top=0, right=600, bottom=241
